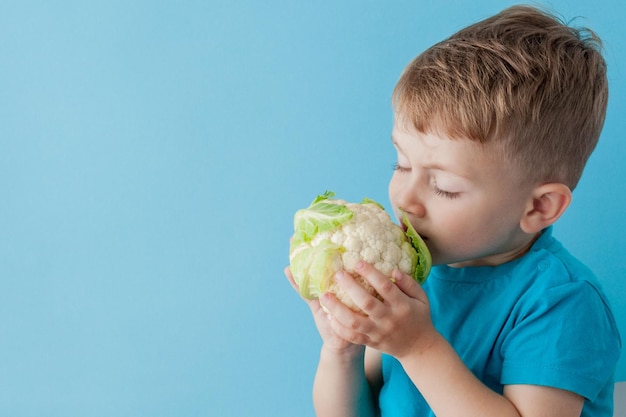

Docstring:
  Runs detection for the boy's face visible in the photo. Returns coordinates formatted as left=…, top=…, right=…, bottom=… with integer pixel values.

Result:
left=389, top=120, right=536, bottom=267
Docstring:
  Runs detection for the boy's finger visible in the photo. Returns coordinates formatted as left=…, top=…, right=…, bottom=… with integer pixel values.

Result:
left=390, top=269, right=426, bottom=301
left=354, top=261, right=398, bottom=301
left=321, top=291, right=371, bottom=344
left=284, top=266, right=300, bottom=292
left=334, top=270, right=386, bottom=316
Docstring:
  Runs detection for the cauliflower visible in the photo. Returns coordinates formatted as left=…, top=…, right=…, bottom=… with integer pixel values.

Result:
left=289, top=191, right=431, bottom=312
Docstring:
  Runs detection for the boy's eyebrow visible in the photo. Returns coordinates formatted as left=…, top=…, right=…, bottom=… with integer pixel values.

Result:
left=391, top=139, right=409, bottom=159
left=391, top=134, right=474, bottom=180
left=391, top=135, right=402, bottom=150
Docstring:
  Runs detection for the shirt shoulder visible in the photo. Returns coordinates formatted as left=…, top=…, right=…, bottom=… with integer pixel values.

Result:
left=500, top=232, right=621, bottom=401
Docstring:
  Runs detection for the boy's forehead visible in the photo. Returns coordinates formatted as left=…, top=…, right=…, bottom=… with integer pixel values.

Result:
left=392, top=113, right=455, bottom=141
left=392, top=116, right=505, bottom=158
left=392, top=119, right=459, bottom=146
left=392, top=123, right=510, bottom=179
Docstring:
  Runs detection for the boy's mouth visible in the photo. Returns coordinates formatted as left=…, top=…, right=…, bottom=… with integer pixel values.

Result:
left=401, top=221, right=428, bottom=241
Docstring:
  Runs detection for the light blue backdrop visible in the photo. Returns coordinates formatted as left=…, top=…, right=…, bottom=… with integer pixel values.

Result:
left=0, top=1, right=623, bottom=416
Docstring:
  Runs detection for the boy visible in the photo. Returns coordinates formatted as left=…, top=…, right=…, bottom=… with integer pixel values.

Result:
left=286, top=5, right=621, bottom=417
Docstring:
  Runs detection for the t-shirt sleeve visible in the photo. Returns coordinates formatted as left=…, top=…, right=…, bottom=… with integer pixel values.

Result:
left=500, top=280, right=621, bottom=401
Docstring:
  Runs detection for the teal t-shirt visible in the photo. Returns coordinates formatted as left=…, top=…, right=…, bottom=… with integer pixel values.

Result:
left=379, top=227, right=621, bottom=416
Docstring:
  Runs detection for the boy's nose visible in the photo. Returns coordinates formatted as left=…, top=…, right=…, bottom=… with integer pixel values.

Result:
left=397, top=191, right=426, bottom=219
left=405, top=202, right=426, bottom=219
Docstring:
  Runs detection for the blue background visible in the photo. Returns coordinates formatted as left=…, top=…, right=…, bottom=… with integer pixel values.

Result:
left=0, top=1, right=623, bottom=416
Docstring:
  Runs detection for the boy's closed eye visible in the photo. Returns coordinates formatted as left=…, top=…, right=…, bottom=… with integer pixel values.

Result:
left=431, top=176, right=463, bottom=199
left=392, top=163, right=465, bottom=199
left=433, top=187, right=461, bottom=199
left=392, top=163, right=410, bottom=173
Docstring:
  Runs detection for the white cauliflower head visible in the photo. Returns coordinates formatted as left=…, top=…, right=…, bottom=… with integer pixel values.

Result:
left=289, top=191, right=431, bottom=311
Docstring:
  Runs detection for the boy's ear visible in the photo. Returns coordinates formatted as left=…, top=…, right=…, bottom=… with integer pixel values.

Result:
left=520, top=183, right=572, bottom=234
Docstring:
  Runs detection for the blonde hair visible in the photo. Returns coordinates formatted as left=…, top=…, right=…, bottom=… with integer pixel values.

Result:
left=393, top=5, right=608, bottom=189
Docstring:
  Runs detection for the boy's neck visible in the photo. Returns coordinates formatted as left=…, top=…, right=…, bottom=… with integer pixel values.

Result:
left=447, top=231, right=542, bottom=268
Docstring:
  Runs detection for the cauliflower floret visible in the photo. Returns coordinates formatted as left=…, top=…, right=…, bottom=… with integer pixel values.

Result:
left=289, top=192, right=430, bottom=312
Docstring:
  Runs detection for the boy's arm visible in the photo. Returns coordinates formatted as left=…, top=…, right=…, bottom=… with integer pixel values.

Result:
left=323, top=262, right=585, bottom=417
left=313, top=345, right=380, bottom=417
left=285, top=267, right=380, bottom=417
left=398, top=334, right=584, bottom=417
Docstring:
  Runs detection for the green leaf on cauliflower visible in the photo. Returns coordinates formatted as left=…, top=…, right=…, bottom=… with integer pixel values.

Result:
left=401, top=210, right=431, bottom=283
left=291, top=191, right=354, bottom=249
left=360, top=197, right=385, bottom=210
left=289, top=239, right=344, bottom=299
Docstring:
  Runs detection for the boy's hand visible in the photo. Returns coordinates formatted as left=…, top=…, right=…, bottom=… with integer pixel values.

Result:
left=319, top=261, right=438, bottom=359
left=284, top=267, right=363, bottom=353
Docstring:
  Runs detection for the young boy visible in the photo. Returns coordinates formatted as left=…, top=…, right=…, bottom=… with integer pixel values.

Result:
left=286, top=5, right=621, bottom=417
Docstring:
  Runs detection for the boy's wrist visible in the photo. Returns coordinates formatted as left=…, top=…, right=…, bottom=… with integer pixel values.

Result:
left=395, top=328, right=446, bottom=366
left=320, top=343, right=366, bottom=364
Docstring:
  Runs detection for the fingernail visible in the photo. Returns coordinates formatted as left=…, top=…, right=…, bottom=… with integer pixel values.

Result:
left=355, top=261, right=364, bottom=270
left=321, top=293, right=331, bottom=304
left=392, top=270, right=403, bottom=281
